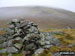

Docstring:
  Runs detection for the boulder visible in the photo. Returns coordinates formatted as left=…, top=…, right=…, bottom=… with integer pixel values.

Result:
left=6, top=47, right=18, bottom=53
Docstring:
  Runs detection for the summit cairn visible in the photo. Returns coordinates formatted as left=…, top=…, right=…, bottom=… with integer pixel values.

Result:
left=0, top=19, right=60, bottom=56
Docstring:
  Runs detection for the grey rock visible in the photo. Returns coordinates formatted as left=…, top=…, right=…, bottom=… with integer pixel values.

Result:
left=13, top=19, right=19, bottom=22
left=65, top=26, right=72, bottom=29
left=0, top=49, right=7, bottom=53
left=7, top=40, right=13, bottom=47
left=43, top=45, right=53, bottom=48
left=0, top=28, right=3, bottom=31
left=9, top=24, right=15, bottom=29
left=2, top=42, right=8, bottom=48
left=54, top=53, right=61, bottom=56
left=8, top=53, right=12, bottom=56
left=35, top=48, right=44, bottom=56
left=6, top=47, right=18, bottom=53
left=68, top=44, right=73, bottom=47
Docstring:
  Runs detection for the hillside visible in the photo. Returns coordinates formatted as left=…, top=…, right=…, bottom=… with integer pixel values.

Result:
left=0, top=6, right=75, bottom=30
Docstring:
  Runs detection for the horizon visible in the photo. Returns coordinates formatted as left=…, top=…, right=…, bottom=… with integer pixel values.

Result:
left=0, top=0, right=75, bottom=12
left=0, top=6, right=74, bottom=13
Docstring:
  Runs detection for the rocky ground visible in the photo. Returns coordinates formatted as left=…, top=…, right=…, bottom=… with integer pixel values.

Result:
left=0, top=29, right=75, bottom=56
left=0, top=6, right=75, bottom=56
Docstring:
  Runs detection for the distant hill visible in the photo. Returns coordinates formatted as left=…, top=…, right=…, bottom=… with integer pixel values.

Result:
left=0, top=6, right=75, bottom=30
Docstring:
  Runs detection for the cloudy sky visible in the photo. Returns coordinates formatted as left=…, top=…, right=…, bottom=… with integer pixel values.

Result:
left=0, top=0, right=75, bottom=12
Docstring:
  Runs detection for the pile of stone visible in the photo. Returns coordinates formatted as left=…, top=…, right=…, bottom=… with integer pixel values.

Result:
left=0, top=19, right=60, bottom=56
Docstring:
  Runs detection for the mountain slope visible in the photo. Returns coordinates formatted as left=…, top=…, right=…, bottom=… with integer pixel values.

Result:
left=0, top=6, right=75, bottom=30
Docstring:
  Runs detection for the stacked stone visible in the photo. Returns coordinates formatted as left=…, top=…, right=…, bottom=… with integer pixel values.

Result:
left=0, top=19, right=60, bottom=56
left=0, top=19, right=41, bottom=56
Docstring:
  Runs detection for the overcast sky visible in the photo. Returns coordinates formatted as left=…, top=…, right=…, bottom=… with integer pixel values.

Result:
left=0, top=0, right=75, bottom=12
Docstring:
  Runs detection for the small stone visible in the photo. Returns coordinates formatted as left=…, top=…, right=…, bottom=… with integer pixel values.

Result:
left=43, top=45, right=53, bottom=48
left=35, top=48, right=44, bottom=56
left=8, top=53, right=12, bottom=56
left=6, top=47, right=18, bottom=53
left=54, top=53, right=61, bottom=56
left=0, top=49, right=7, bottom=53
